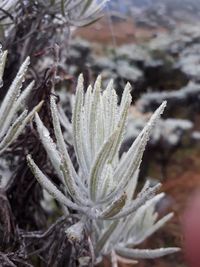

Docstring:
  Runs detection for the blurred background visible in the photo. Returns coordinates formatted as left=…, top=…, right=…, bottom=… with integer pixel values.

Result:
left=71, top=1, right=200, bottom=266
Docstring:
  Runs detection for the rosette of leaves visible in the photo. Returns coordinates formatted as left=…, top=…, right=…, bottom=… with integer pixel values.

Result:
left=27, top=74, right=179, bottom=264
left=0, top=47, right=42, bottom=154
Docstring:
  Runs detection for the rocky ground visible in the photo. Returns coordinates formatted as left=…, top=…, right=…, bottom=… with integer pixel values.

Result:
left=75, top=17, right=168, bottom=45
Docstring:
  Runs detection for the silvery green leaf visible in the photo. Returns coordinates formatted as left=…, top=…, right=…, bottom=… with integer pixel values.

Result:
left=27, top=154, right=85, bottom=213
left=126, top=169, right=139, bottom=203
left=81, top=86, right=93, bottom=170
left=84, top=85, right=92, bottom=143
left=98, top=192, right=127, bottom=219
left=95, top=220, right=119, bottom=254
left=100, top=129, right=150, bottom=205
left=72, top=74, right=89, bottom=178
left=121, top=193, right=165, bottom=244
left=0, top=57, right=30, bottom=131
left=0, top=110, right=28, bottom=153
left=96, top=164, right=114, bottom=200
left=0, top=50, right=7, bottom=84
left=138, top=180, right=151, bottom=198
left=94, top=95, right=105, bottom=155
left=89, top=75, right=101, bottom=157
left=114, top=253, right=138, bottom=266
left=108, top=83, right=132, bottom=163
left=14, top=81, right=35, bottom=108
left=58, top=105, right=73, bottom=145
left=0, top=49, right=46, bottom=154
left=35, top=112, right=63, bottom=183
left=0, top=81, right=35, bottom=141
left=0, top=101, right=43, bottom=154
left=60, top=157, right=90, bottom=206
left=115, top=247, right=180, bottom=259
left=50, top=95, right=69, bottom=157
left=108, top=183, right=161, bottom=220
left=127, top=213, right=174, bottom=246
left=17, top=100, right=43, bottom=127
left=50, top=95, right=86, bottom=192
left=102, top=80, right=117, bottom=139
left=102, top=102, right=166, bottom=204
left=89, top=127, right=120, bottom=202
left=115, top=101, right=166, bottom=184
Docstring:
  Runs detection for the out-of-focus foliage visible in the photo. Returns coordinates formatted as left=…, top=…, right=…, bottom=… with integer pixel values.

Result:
left=0, top=0, right=109, bottom=28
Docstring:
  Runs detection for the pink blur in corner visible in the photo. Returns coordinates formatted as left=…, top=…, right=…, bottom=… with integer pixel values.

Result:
left=183, top=192, right=200, bottom=267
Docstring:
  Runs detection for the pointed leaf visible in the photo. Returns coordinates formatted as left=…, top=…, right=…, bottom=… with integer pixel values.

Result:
left=115, top=247, right=180, bottom=259
left=27, top=154, right=85, bottom=212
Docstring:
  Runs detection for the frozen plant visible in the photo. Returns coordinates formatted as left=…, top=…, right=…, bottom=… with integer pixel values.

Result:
left=0, top=46, right=42, bottom=154
left=27, top=74, right=179, bottom=265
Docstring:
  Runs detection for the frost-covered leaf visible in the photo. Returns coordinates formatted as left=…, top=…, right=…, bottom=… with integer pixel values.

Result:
left=115, top=247, right=180, bottom=259
left=27, top=154, right=85, bottom=212
left=0, top=56, right=30, bottom=131
left=35, top=112, right=63, bottom=182
left=0, top=51, right=41, bottom=153
left=0, top=50, right=7, bottom=84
